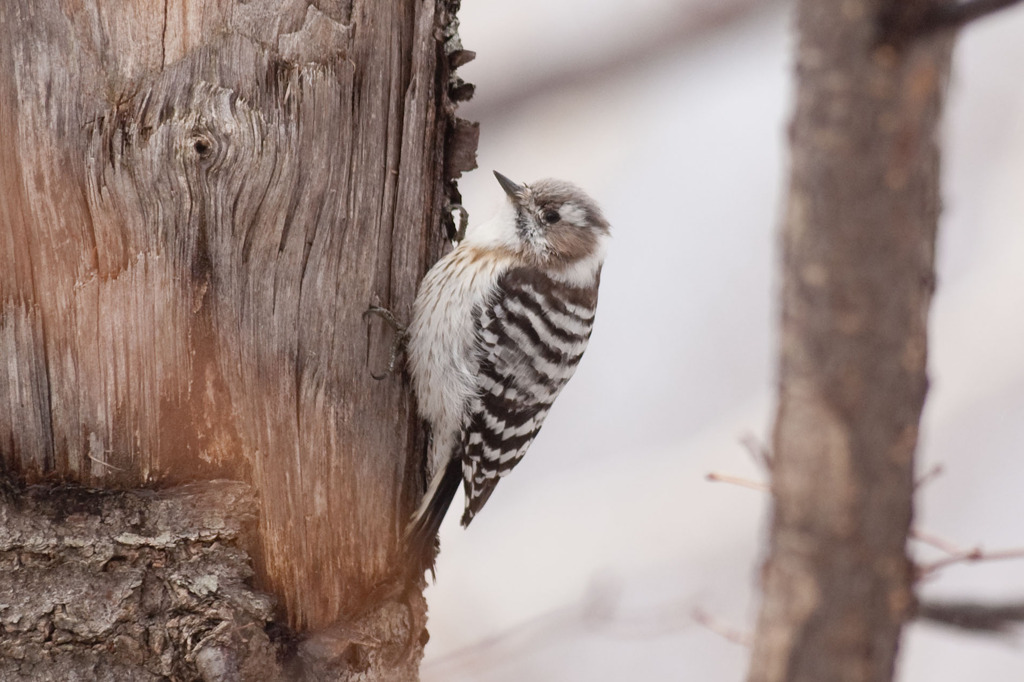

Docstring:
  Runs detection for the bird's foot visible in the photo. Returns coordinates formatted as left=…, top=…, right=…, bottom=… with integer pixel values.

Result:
left=450, top=204, right=469, bottom=243
left=363, top=305, right=409, bottom=380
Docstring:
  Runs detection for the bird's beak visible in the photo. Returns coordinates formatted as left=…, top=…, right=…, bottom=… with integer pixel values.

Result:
left=493, top=171, right=525, bottom=202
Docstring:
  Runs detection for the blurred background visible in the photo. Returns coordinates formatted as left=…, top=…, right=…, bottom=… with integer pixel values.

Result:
left=423, top=1, right=1024, bottom=679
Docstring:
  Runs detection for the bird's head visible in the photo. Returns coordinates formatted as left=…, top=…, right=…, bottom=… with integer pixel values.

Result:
left=491, top=171, right=610, bottom=271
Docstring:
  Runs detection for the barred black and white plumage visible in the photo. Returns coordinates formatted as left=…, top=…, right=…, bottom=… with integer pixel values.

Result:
left=404, top=171, right=610, bottom=569
left=462, top=268, right=598, bottom=522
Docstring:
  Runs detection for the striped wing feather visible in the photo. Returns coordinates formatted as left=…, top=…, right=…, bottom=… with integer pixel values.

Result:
left=460, top=267, right=598, bottom=525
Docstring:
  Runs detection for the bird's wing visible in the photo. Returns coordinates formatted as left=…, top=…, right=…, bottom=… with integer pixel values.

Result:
left=460, top=267, right=598, bottom=525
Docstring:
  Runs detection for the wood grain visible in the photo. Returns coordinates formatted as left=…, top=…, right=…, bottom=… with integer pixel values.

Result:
left=0, top=0, right=472, bottom=632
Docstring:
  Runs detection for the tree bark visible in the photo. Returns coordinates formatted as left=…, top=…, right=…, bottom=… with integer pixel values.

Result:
left=0, top=481, right=281, bottom=680
left=748, top=2, right=953, bottom=681
left=0, top=0, right=476, bottom=678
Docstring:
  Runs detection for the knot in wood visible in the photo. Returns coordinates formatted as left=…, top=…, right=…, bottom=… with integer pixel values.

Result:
left=192, top=135, right=214, bottom=158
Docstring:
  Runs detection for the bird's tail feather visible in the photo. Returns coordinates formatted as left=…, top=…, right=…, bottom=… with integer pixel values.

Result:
left=404, top=456, right=462, bottom=577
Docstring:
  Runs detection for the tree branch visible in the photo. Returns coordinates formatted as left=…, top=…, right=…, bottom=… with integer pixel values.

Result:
left=921, top=0, right=1024, bottom=32
left=881, top=0, right=1024, bottom=44
left=917, top=600, right=1024, bottom=634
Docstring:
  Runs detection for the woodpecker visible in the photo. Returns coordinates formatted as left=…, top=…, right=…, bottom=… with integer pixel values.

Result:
left=402, top=170, right=610, bottom=566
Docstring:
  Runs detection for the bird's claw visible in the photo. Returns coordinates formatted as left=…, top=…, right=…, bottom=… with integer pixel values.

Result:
left=364, top=305, right=408, bottom=379
left=363, top=305, right=404, bottom=330
left=450, top=204, right=469, bottom=244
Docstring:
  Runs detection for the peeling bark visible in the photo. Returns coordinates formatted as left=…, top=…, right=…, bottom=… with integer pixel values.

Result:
left=0, top=482, right=278, bottom=680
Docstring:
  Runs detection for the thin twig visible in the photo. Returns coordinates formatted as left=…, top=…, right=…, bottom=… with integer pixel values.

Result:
left=466, top=0, right=784, bottom=120
left=918, top=545, right=1024, bottom=577
left=693, top=608, right=752, bottom=647
left=422, top=604, right=578, bottom=679
left=910, top=528, right=965, bottom=556
left=739, top=433, right=773, bottom=471
left=914, top=463, right=944, bottom=490
left=706, top=471, right=769, bottom=492
left=422, top=578, right=698, bottom=679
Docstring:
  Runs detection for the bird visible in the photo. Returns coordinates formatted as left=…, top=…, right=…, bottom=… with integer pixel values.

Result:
left=400, top=170, right=611, bottom=570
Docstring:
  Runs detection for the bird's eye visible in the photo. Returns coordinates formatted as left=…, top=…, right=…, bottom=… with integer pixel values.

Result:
left=541, top=209, right=561, bottom=224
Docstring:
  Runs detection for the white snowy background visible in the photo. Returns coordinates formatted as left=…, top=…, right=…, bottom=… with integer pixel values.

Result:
left=421, top=1, right=1024, bottom=679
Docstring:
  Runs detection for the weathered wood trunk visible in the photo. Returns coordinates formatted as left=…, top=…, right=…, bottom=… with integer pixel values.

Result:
left=747, top=2, right=953, bottom=681
left=0, top=0, right=476, bottom=677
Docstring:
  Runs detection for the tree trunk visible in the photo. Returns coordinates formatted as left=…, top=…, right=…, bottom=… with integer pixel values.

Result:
left=747, top=2, right=953, bottom=681
left=0, top=0, right=476, bottom=678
